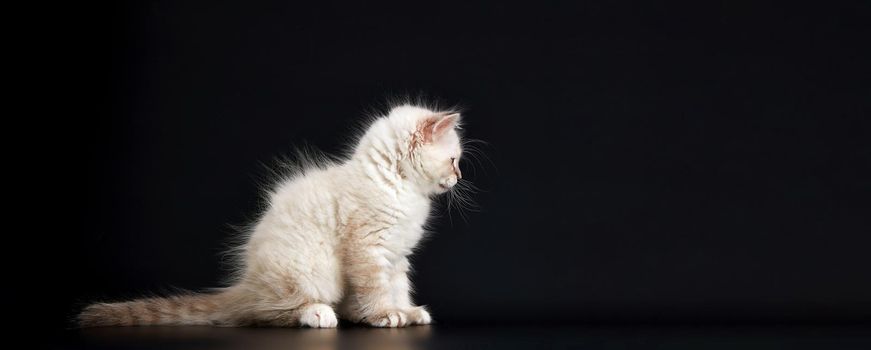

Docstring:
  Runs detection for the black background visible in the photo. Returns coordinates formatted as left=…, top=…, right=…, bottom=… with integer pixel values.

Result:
left=24, top=0, right=871, bottom=332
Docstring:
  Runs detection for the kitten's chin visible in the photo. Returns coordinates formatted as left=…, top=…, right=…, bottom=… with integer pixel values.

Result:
left=436, top=177, right=457, bottom=193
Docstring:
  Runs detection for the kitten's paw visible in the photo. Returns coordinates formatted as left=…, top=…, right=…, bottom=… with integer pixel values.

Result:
left=368, top=310, right=408, bottom=328
left=405, top=306, right=432, bottom=325
left=299, top=303, right=338, bottom=328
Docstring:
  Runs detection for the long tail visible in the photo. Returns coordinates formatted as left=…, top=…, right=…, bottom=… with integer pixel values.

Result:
left=78, top=292, right=226, bottom=327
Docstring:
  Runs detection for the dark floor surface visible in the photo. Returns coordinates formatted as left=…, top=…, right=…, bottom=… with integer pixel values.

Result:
left=51, top=323, right=871, bottom=350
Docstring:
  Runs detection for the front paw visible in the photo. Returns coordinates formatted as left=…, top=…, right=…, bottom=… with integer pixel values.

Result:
left=298, top=303, right=338, bottom=328
left=367, top=310, right=408, bottom=328
left=405, top=306, right=432, bottom=325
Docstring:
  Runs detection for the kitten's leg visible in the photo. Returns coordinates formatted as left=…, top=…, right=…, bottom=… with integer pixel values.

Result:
left=343, top=249, right=413, bottom=327
left=241, top=255, right=341, bottom=328
left=390, top=258, right=431, bottom=325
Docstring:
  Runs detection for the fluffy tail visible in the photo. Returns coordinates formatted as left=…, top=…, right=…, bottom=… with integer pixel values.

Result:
left=78, top=293, right=225, bottom=327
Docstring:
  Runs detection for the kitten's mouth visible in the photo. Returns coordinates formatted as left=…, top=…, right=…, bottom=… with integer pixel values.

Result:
left=439, top=183, right=451, bottom=191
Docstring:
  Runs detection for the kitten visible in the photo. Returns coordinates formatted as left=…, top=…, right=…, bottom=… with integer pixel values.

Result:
left=79, top=104, right=468, bottom=328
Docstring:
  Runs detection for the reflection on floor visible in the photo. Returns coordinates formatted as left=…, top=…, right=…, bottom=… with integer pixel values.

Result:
left=57, top=323, right=871, bottom=350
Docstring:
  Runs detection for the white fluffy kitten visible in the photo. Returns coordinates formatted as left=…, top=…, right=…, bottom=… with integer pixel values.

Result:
left=80, top=104, right=467, bottom=328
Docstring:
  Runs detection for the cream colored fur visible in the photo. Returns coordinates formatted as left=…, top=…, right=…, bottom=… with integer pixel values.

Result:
left=79, top=104, right=467, bottom=328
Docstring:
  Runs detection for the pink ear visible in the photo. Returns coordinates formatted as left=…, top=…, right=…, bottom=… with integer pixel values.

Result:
left=423, top=113, right=460, bottom=143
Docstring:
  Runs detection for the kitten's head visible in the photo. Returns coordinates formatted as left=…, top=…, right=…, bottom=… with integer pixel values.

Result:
left=387, top=105, right=463, bottom=195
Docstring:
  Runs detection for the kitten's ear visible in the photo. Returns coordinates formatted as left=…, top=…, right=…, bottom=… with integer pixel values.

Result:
left=422, top=113, right=460, bottom=143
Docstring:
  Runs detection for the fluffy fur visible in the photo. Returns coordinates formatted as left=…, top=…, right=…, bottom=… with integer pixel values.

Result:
left=79, top=104, right=469, bottom=328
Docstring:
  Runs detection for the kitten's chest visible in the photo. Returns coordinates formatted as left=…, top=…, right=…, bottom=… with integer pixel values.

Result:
left=381, top=194, right=431, bottom=255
